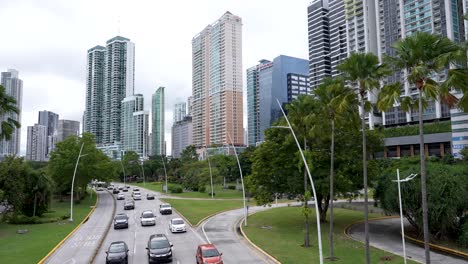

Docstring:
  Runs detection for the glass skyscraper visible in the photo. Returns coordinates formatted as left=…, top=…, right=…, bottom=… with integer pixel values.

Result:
left=0, top=69, right=22, bottom=159
left=122, top=94, right=149, bottom=158
left=152, top=87, right=165, bottom=156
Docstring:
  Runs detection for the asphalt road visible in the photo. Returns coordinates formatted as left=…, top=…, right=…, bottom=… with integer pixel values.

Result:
left=348, top=217, right=467, bottom=264
left=45, top=190, right=114, bottom=264
left=94, top=186, right=206, bottom=264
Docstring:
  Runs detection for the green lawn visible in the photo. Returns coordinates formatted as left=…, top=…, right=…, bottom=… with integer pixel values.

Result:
left=133, top=181, right=244, bottom=199
left=243, top=207, right=418, bottom=264
left=161, top=198, right=252, bottom=226
left=0, top=191, right=97, bottom=264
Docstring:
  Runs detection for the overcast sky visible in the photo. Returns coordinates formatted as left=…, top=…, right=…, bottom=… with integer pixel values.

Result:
left=0, top=0, right=310, bottom=155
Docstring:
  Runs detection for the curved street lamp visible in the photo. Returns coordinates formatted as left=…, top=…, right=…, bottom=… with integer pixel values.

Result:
left=227, top=132, right=247, bottom=226
left=161, top=155, right=168, bottom=193
left=207, top=153, right=214, bottom=199
left=70, top=142, right=88, bottom=222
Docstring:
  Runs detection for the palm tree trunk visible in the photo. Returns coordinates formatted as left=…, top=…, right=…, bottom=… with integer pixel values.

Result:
left=418, top=89, right=431, bottom=263
left=329, top=119, right=336, bottom=260
left=360, top=95, right=370, bottom=264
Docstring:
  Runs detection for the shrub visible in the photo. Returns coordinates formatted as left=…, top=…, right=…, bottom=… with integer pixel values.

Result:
left=7, top=214, right=41, bottom=225
left=459, top=218, right=468, bottom=247
left=169, top=186, right=183, bottom=193
left=227, top=185, right=236, bottom=190
left=198, top=185, right=206, bottom=193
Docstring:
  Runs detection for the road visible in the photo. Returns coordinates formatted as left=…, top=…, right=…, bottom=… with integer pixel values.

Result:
left=348, top=217, right=467, bottom=264
left=94, top=186, right=206, bottom=264
left=45, top=190, right=114, bottom=264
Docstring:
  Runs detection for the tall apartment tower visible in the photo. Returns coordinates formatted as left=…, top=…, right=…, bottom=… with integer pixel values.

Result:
left=192, top=11, right=244, bottom=148
left=174, top=102, right=187, bottom=123
left=26, top=124, right=47, bottom=161
left=38, top=110, right=59, bottom=157
left=152, top=87, right=165, bottom=156
left=84, top=36, right=135, bottom=147
left=0, top=69, right=23, bottom=158
left=122, top=94, right=149, bottom=158
left=57, top=120, right=80, bottom=142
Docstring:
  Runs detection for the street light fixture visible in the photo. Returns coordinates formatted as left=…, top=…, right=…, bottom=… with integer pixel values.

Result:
left=119, top=153, right=127, bottom=188
left=70, top=142, right=88, bottom=222
left=392, top=169, right=417, bottom=264
left=227, top=132, right=248, bottom=226
left=272, top=98, right=324, bottom=264
left=161, top=155, right=168, bottom=193
left=207, top=153, right=214, bottom=199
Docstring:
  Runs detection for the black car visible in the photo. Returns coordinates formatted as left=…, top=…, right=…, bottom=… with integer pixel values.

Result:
left=113, top=188, right=120, bottom=194
left=146, top=234, right=173, bottom=263
left=159, top=204, right=172, bottom=215
left=113, top=213, right=129, bottom=229
left=106, top=241, right=129, bottom=264
left=124, top=200, right=135, bottom=210
left=147, top=193, right=155, bottom=200
left=122, top=188, right=128, bottom=192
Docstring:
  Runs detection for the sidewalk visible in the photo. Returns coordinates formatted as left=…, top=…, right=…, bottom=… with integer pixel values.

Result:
left=347, top=217, right=466, bottom=264
left=44, top=191, right=115, bottom=264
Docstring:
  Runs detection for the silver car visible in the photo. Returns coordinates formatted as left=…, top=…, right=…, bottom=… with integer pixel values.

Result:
left=140, top=210, right=156, bottom=226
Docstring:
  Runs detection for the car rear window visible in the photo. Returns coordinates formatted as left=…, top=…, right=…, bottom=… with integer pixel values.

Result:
left=150, top=239, right=170, bottom=249
left=143, top=212, right=154, bottom=218
left=115, top=215, right=127, bottom=220
left=109, top=243, right=125, bottom=253
left=172, top=220, right=184, bottom=225
left=202, top=248, right=220, bottom=257
left=161, top=204, right=170, bottom=208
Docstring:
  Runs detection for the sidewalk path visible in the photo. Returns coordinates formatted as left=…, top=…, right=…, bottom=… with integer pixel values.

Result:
left=347, top=217, right=466, bottom=264
left=44, top=191, right=114, bottom=264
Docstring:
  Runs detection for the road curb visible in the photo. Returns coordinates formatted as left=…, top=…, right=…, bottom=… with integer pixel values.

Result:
left=403, top=233, right=468, bottom=260
left=37, top=189, right=99, bottom=264
left=89, top=190, right=116, bottom=263
left=239, top=210, right=282, bottom=264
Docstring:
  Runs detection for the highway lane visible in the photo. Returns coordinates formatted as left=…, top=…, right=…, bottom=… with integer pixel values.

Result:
left=94, top=186, right=206, bottom=264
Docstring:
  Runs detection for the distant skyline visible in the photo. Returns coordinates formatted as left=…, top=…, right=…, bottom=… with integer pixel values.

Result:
left=0, top=0, right=310, bottom=155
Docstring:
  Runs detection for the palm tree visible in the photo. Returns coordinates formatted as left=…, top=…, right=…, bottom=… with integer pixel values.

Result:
left=380, top=32, right=468, bottom=264
left=314, top=77, right=357, bottom=260
left=0, top=85, right=21, bottom=141
left=337, top=53, right=388, bottom=264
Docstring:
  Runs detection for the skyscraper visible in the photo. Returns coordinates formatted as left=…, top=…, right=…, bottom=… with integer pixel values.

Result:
left=122, top=94, right=149, bottom=158
left=152, top=87, right=165, bottom=156
left=171, top=116, right=193, bottom=158
left=26, top=124, right=47, bottom=161
left=57, top=120, right=80, bottom=142
left=192, top=11, right=244, bottom=148
left=38, top=110, right=59, bottom=157
left=0, top=69, right=22, bottom=158
left=174, top=102, right=187, bottom=123
left=84, top=36, right=135, bottom=147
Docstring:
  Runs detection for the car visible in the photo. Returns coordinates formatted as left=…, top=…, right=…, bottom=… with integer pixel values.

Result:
left=133, top=187, right=140, bottom=191
left=133, top=191, right=142, bottom=200
left=169, top=218, right=186, bottom=233
left=107, top=186, right=114, bottom=190
left=196, top=244, right=223, bottom=264
left=122, top=188, right=128, bottom=192
left=113, top=188, right=120, bottom=194
left=117, top=193, right=125, bottom=200
left=118, top=186, right=123, bottom=190
left=140, top=210, right=156, bottom=226
left=96, top=187, right=104, bottom=191
left=113, top=213, right=129, bottom=229
left=124, top=200, right=135, bottom=210
left=106, top=241, right=129, bottom=264
left=146, top=193, right=155, bottom=200
left=146, top=234, right=173, bottom=263
left=159, top=204, right=172, bottom=215
left=126, top=186, right=131, bottom=189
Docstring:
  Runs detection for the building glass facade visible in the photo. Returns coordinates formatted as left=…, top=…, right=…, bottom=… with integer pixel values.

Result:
left=152, top=87, right=165, bottom=156
left=0, top=69, right=22, bottom=158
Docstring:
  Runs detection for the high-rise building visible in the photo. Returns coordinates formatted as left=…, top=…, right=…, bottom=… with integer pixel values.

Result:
left=192, top=11, right=244, bottom=148
left=38, top=110, right=59, bottom=157
left=26, top=124, right=47, bottom=161
left=152, top=87, right=165, bottom=156
left=174, top=102, right=187, bottom=123
left=171, top=116, right=193, bottom=158
left=122, top=94, right=149, bottom=158
left=0, top=69, right=22, bottom=159
left=187, top=96, right=193, bottom=116
left=57, top=120, right=80, bottom=142
left=247, top=56, right=309, bottom=145
left=84, top=36, right=135, bottom=147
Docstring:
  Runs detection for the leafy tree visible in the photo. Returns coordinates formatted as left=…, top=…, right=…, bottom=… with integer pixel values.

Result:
left=460, top=147, right=468, bottom=161
left=0, top=85, right=21, bottom=141
left=122, top=151, right=141, bottom=181
left=337, top=52, right=388, bottom=264
left=180, top=145, right=199, bottom=164
left=384, top=32, right=467, bottom=263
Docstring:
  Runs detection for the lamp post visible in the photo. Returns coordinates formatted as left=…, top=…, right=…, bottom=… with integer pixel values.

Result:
left=140, top=160, right=146, bottom=187
left=227, top=132, right=247, bottom=226
left=272, top=98, right=324, bottom=264
left=207, top=153, right=214, bottom=199
left=161, top=155, right=168, bottom=193
left=70, top=142, right=88, bottom=222
left=120, top=151, right=126, bottom=188
left=393, top=169, right=417, bottom=264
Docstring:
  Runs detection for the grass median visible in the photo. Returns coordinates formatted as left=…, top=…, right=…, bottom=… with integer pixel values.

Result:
left=133, top=181, right=244, bottom=199
left=161, top=198, right=252, bottom=226
left=0, top=191, right=97, bottom=264
left=242, top=207, right=418, bottom=264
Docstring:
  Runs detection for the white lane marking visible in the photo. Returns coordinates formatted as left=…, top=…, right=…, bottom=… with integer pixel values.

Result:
left=202, top=216, right=213, bottom=244
left=63, top=258, right=76, bottom=264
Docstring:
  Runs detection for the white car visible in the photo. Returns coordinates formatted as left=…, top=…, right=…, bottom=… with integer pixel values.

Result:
left=169, top=218, right=186, bottom=233
left=133, top=191, right=142, bottom=200
left=117, top=193, right=125, bottom=200
left=140, top=210, right=156, bottom=226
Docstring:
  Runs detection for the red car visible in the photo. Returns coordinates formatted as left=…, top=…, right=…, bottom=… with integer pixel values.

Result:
left=196, top=244, right=223, bottom=264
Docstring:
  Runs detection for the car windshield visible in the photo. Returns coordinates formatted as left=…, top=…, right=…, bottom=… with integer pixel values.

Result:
left=202, top=248, right=220, bottom=257
left=115, top=215, right=127, bottom=220
left=134, top=192, right=141, bottom=195
left=161, top=205, right=170, bottom=208
left=150, top=239, right=170, bottom=249
left=109, top=243, right=125, bottom=253
left=142, top=212, right=154, bottom=218
left=172, top=220, right=184, bottom=225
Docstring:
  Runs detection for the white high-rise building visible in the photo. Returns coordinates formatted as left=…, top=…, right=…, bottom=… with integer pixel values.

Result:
left=192, top=11, right=244, bottom=148
left=57, top=120, right=80, bottom=142
left=174, top=102, right=187, bottom=123
left=0, top=69, right=22, bottom=159
left=121, top=94, right=149, bottom=158
left=38, top=110, right=59, bottom=157
left=26, top=124, right=47, bottom=161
